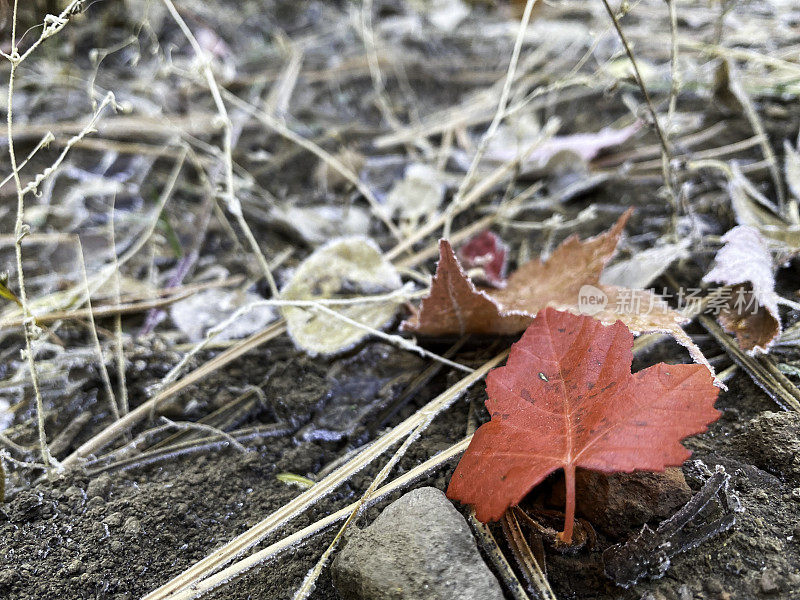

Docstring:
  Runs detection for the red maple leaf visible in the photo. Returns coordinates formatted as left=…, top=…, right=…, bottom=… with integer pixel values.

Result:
left=457, top=230, right=508, bottom=288
left=446, top=308, right=720, bottom=543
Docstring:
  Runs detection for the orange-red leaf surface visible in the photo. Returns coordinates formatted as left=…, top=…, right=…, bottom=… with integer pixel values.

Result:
left=446, top=308, right=720, bottom=542
left=402, top=210, right=716, bottom=381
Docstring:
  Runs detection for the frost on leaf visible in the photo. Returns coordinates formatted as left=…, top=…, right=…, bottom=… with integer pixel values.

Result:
left=704, top=225, right=781, bottom=354
left=385, top=163, right=445, bottom=232
left=446, top=308, right=720, bottom=543
left=402, top=210, right=713, bottom=378
left=170, top=288, right=275, bottom=342
left=484, top=120, right=641, bottom=175
left=281, top=237, right=402, bottom=355
left=600, top=240, right=690, bottom=290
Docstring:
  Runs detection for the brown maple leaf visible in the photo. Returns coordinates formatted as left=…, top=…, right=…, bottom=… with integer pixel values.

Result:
left=402, top=210, right=713, bottom=378
left=446, top=308, right=720, bottom=543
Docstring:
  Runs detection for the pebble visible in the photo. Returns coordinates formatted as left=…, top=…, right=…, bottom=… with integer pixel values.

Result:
left=86, top=474, right=112, bottom=500
left=555, top=467, right=691, bottom=538
left=332, top=487, right=503, bottom=600
left=122, top=517, right=141, bottom=536
left=85, top=496, right=106, bottom=513
left=65, top=559, right=84, bottom=576
left=759, top=569, right=781, bottom=595
left=0, top=568, right=18, bottom=587
left=103, top=512, right=123, bottom=527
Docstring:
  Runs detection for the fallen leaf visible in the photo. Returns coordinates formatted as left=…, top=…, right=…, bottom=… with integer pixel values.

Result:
left=402, top=211, right=713, bottom=377
left=423, top=0, right=470, bottom=32
left=385, top=163, right=445, bottom=230
left=281, top=237, right=402, bottom=355
left=456, top=230, right=508, bottom=288
left=270, top=204, right=371, bottom=245
left=485, top=121, right=641, bottom=173
left=170, top=288, right=275, bottom=342
left=402, top=237, right=528, bottom=337
left=446, top=308, right=720, bottom=543
left=703, top=225, right=781, bottom=354
left=599, top=240, right=690, bottom=290
left=712, top=60, right=744, bottom=113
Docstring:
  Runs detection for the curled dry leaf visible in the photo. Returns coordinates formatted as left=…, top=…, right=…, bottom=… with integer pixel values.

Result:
left=270, top=204, right=371, bottom=245
left=402, top=210, right=713, bottom=378
left=457, top=230, right=508, bottom=288
left=170, top=288, right=275, bottom=342
left=447, top=308, right=720, bottom=543
left=599, top=240, right=690, bottom=290
left=703, top=225, right=781, bottom=354
left=485, top=121, right=641, bottom=174
left=281, top=237, right=402, bottom=355
left=0, top=274, right=23, bottom=309
left=385, top=163, right=445, bottom=230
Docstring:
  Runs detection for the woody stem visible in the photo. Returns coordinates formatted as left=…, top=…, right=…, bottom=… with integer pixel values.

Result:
left=560, top=464, right=576, bottom=544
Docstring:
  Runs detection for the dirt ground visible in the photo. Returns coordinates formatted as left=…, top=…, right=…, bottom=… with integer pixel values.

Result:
left=2, top=340, right=800, bottom=600
left=2, top=0, right=800, bottom=599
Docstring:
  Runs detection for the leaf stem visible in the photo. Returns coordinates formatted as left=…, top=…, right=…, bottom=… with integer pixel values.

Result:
left=560, top=464, right=576, bottom=544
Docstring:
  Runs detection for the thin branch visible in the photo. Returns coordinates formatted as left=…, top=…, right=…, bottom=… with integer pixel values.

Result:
left=160, top=0, right=280, bottom=297
left=6, top=0, right=51, bottom=468
left=599, top=0, right=677, bottom=231
left=443, top=0, right=539, bottom=238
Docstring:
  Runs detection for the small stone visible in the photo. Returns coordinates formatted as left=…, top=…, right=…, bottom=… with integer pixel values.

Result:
left=704, top=577, right=730, bottom=599
left=738, top=412, right=800, bottom=483
left=332, top=487, right=504, bottom=600
left=122, top=517, right=141, bottom=536
left=62, top=485, right=85, bottom=507
left=555, top=468, right=691, bottom=538
left=705, top=578, right=724, bottom=594
left=103, top=512, right=123, bottom=527
left=86, top=474, right=112, bottom=500
left=760, top=569, right=781, bottom=594
left=110, top=540, right=125, bottom=554
left=65, top=559, right=84, bottom=576
left=0, top=568, right=18, bottom=587
left=10, top=491, right=43, bottom=522
left=639, top=593, right=668, bottom=600
left=85, top=496, right=106, bottom=513
left=790, top=488, right=800, bottom=501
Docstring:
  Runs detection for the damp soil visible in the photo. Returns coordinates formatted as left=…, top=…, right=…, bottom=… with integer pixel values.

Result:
left=2, top=336, right=800, bottom=600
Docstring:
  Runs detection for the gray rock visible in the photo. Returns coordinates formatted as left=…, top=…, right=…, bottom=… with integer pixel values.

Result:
left=738, top=411, right=800, bottom=483
left=332, top=487, right=503, bottom=600
left=759, top=569, right=782, bottom=595
left=86, top=473, right=112, bottom=500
